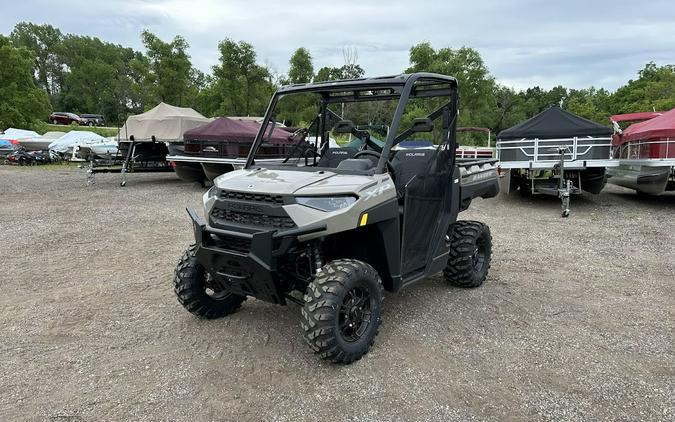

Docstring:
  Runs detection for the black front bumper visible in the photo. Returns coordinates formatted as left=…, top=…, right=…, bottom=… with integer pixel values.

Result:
left=187, top=207, right=325, bottom=305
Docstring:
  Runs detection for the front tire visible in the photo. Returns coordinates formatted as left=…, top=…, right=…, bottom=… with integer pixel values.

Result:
left=444, top=221, right=492, bottom=288
left=174, top=244, right=246, bottom=319
left=301, top=259, right=383, bottom=364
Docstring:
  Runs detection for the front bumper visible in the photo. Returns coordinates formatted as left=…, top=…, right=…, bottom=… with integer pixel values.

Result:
left=187, top=207, right=325, bottom=305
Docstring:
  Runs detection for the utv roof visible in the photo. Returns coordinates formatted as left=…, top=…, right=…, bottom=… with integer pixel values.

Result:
left=277, top=73, right=458, bottom=94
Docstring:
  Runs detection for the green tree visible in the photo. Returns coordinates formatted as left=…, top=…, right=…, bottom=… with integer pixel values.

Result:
left=0, top=35, right=52, bottom=129
left=141, top=30, right=195, bottom=106
left=9, top=22, right=63, bottom=96
left=288, top=48, right=314, bottom=84
left=315, top=64, right=365, bottom=82
left=211, top=38, right=274, bottom=116
left=52, top=34, right=152, bottom=125
left=609, top=62, right=675, bottom=114
left=566, top=87, right=612, bottom=124
left=406, top=43, right=496, bottom=131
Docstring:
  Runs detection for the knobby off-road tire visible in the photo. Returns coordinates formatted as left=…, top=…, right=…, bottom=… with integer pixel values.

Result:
left=174, top=244, right=246, bottom=319
left=301, top=259, right=384, bottom=364
left=444, top=221, right=492, bottom=288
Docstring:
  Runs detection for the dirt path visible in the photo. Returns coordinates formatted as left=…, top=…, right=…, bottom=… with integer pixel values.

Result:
left=1, top=167, right=673, bottom=421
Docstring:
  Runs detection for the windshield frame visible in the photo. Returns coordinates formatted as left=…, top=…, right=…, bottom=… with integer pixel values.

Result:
left=244, top=73, right=459, bottom=174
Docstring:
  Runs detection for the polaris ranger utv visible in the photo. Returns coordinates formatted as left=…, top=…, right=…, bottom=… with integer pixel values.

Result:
left=174, top=73, right=499, bottom=363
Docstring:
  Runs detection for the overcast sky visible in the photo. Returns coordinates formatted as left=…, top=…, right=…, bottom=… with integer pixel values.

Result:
left=2, top=0, right=674, bottom=90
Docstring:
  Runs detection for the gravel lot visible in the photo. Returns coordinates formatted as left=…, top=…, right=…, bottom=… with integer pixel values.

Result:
left=1, top=166, right=673, bottom=421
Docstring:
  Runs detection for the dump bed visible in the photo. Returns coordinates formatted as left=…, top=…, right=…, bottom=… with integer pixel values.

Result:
left=457, top=158, right=500, bottom=210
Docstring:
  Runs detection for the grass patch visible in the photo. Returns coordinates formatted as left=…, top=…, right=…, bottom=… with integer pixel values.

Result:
left=43, top=124, right=119, bottom=138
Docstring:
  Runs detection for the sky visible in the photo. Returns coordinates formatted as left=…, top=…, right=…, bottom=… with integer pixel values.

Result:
left=2, top=0, right=674, bottom=91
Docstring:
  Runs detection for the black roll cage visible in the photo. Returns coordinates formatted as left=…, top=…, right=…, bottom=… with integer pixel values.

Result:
left=244, top=73, right=459, bottom=173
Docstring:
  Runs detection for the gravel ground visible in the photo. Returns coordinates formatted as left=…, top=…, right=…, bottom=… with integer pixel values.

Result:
left=1, top=166, right=673, bottom=422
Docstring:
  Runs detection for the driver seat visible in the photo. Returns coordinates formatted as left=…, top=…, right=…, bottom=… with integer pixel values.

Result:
left=317, top=147, right=358, bottom=168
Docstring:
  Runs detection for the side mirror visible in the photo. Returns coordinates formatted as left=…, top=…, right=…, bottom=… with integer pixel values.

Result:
left=334, top=120, right=354, bottom=134
left=411, top=118, right=434, bottom=133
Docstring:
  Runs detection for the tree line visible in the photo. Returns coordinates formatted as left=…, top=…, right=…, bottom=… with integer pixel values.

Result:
left=1, top=22, right=674, bottom=143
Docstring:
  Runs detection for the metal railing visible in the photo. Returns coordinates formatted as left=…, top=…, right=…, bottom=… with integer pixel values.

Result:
left=496, top=136, right=612, bottom=162
left=614, top=138, right=675, bottom=160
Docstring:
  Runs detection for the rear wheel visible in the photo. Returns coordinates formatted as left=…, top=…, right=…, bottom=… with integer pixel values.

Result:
left=174, top=244, right=246, bottom=319
left=301, top=259, right=383, bottom=364
left=444, top=221, right=492, bottom=288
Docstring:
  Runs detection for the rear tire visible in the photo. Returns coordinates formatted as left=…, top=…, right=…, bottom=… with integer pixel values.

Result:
left=444, top=221, right=492, bottom=288
left=301, top=259, right=383, bottom=364
left=174, top=244, right=246, bottom=319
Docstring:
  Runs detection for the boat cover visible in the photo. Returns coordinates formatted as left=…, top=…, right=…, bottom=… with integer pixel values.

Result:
left=498, top=106, right=611, bottom=140
left=183, top=117, right=291, bottom=144
left=0, top=128, right=40, bottom=140
left=48, top=131, right=105, bottom=153
left=618, top=108, right=675, bottom=144
left=118, top=102, right=212, bottom=142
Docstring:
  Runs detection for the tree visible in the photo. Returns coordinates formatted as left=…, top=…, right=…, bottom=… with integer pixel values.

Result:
left=9, top=22, right=63, bottom=96
left=288, top=48, right=313, bottom=84
left=141, top=30, right=195, bottom=106
left=609, top=62, right=675, bottom=114
left=315, top=64, right=365, bottom=82
left=407, top=43, right=496, bottom=131
left=211, top=38, right=274, bottom=116
left=0, top=35, right=52, bottom=130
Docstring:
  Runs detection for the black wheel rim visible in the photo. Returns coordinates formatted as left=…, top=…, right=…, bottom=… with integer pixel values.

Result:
left=204, top=273, right=230, bottom=301
left=338, top=287, right=372, bottom=342
left=472, top=235, right=487, bottom=274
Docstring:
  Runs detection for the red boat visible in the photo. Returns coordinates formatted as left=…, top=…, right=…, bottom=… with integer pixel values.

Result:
left=608, top=109, right=675, bottom=195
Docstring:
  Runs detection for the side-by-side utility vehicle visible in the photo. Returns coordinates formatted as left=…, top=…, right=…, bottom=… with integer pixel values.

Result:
left=174, top=73, right=499, bottom=363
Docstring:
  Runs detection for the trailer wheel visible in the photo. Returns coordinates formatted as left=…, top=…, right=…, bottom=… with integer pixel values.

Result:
left=444, top=221, right=492, bottom=288
left=301, top=259, right=383, bottom=364
left=174, top=244, right=246, bottom=319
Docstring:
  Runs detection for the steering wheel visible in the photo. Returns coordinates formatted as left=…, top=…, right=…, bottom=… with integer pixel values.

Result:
left=282, top=128, right=310, bottom=163
left=289, top=127, right=309, bottom=143
left=353, top=150, right=381, bottom=161
left=303, top=147, right=320, bottom=166
left=353, top=150, right=396, bottom=180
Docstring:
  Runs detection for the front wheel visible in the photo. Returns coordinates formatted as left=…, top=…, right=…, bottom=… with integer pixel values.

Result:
left=174, top=244, right=246, bottom=319
left=444, top=221, right=492, bottom=288
left=301, top=259, right=383, bottom=364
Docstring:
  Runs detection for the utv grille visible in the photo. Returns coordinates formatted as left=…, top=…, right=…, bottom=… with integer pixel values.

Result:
left=211, top=233, right=251, bottom=253
left=211, top=208, right=296, bottom=229
left=220, top=190, right=284, bottom=204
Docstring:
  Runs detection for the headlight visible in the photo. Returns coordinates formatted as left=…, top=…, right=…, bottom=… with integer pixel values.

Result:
left=203, top=186, right=218, bottom=206
left=296, top=196, right=357, bottom=212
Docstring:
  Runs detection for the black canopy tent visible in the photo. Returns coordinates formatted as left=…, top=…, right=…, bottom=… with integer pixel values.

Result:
left=496, top=107, right=614, bottom=216
left=497, top=106, right=612, bottom=163
left=498, top=106, right=612, bottom=140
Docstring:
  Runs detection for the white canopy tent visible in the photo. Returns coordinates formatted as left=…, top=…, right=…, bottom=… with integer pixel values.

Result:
left=118, top=102, right=212, bottom=142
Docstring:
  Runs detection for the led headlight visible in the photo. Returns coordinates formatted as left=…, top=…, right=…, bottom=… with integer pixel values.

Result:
left=296, top=196, right=357, bottom=212
left=203, top=186, right=219, bottom=210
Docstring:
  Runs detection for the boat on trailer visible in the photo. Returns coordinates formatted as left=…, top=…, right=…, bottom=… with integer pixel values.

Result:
left=496, top=106, right=615, bottom=216
left=607, top=109, right=675, bottom=195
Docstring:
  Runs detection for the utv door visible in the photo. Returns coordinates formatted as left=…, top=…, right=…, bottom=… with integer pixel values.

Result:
left=400, top=146, right=459, bottom=280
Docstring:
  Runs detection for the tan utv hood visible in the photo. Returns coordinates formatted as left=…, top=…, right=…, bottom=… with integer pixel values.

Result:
left=214, top=168, right=379, bottom=196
